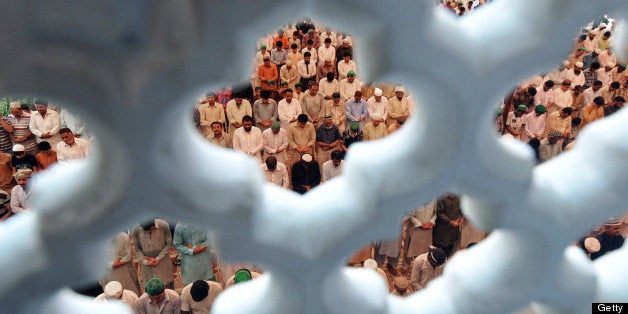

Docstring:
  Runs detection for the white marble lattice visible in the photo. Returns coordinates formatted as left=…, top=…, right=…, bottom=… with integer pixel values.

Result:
left=0, top=1, right=627, bottom=313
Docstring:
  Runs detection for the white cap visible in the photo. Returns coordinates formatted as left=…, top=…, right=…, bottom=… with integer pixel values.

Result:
left=575, top=61, right=584, bottom=68
left=363, top=259, right=378, bottom=270
left=394, top=86, right=405, bottom=93
left=584, top=237, right=601, bottom=253
left=374, top=88, right=383, bottom=96
left=104, top=281, right=123, bottom=299
left=301, top=153, right=313, bottom=162
left=12, top=144, right=25, bottom=152
left=594, top=48, right=602, bottom=54
left=371, top=113, right=382, bottom=121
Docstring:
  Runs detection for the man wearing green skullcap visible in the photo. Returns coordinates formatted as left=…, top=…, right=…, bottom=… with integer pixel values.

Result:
left=504, top=104, right=527, bottom=139
left=521, top=105, right=547, bottom=143
left=341, top=122, right=363, bottom=151
left=225, top=268, right=262, bottom=287
left=262, top=119, right=288, bottom=164
left=133, top=277, right=181, bottom=313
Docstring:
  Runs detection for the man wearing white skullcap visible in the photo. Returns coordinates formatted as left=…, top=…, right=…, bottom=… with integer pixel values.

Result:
left=565, top=62, right=585, bottom=88
left=94, top=280, right=139, bottom=307
left=591, top=218, right=625, bottom=260
left=362, top=114, right=387, bottom=141
left=387, top=86, right=411, bottom=127
left=366, top=88, right=389, bottom=124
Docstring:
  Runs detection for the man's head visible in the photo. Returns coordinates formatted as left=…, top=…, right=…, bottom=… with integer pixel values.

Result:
left=242, top=115, right=253, bottom=132
left=373, top=88, right=383, bottom=101
left=308, top=83, right=319, bottom=95
left=559, top=107, right=573, bottom=118
left=59, top=127, right=75, bottom=145
left=604, top=218, right=622, bottom=237
left=353, top=90, right=362, bottom=102
left=371, top=114, right=382, bottom=126
left=561, top=79, right=572, bottom=91
left=534, top=105, right=546, bottom=116
left=211, top=121, right=223, bottom=136
left=332, top=92, right=341, bottom=104
left=34, top=99, right=48, bottom=115
left=324, top=37, right=331, bottom=47
left=284, top=89, right=293, bottom=101
left=14, top=169, right=32, bottom=187
left=260, top=89, right=271, bottom=101
left=347, top=70, right=355, bottom=82
left=301, top=153, right=313, bottom=164
left=291, top=43, right=298, bottom=52
left=190, top=280, right=210, bottom=303
left=593, top=96, right=605, bottom=107
left=234, top=269, right=253, bottom=284
left=145, top=278, right=165, bottom=304
left=590, top=61, right=601, bottom=71
left=547, top=130, right=562, bottom=144
left=609, top=81, right=621, bottom=91
left=104, top=281, right=123, bottom=300
left=275, top=41, right=283, bottom=50
left=295, top=83, right=303, bottom=92
left=297, top=113, right=309, bottom=128
left=592, top=80, right=603, bottom=91
left=526, top=87, right=537, bottom=97
left=265, top=155, right=278, bottom=172
left=612, top=96, right=625, bottom=108
left=38, top=141, right=52, bottom=155
left=394, top=86, right=405, bottom=99
left=12, top=144, right=25, bottom=157
left=574, top=62, right=583, bottom=74
left=326, top=71, right=334, bottom=82
left=269, top=121, right=281, bottom=134
left=234, top=92, right=244, bottom=105
left=349, top=122, right=359, bottom=133
left=428, top=247, right=447, bottom=267
left=202, top=93, right=215, bottom=105
left=331, top=150, right=343, bottom=167
left=573, top=84, right=583, bottom=95
left=322, top=114, right=333, bottom=128
left=393, top=276, right=410, bottom=294
left=140, top=219, right=156, bottom=231
left=9, top=102, right=22, bottom=117
left=260, top=43, right=267, bottom=51
left=515, top=104, right=527, bottom=116
left=306, top=39, right=313, bottom=48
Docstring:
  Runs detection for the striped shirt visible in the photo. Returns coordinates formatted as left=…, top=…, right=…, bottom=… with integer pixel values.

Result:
left=6, top=113, right=37, bottom=152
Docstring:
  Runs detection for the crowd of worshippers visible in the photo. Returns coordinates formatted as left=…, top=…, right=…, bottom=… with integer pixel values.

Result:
left=192, top=19, right=418, bottom=193
left=96, top=219, right=263, bottom=313
left=494, top=19, right=626, bottom=261
left=0, top=99, right=92, bottom=221
left=495, top=20, right=626, bottom=164
left=438, top=0, right=491, bottom=16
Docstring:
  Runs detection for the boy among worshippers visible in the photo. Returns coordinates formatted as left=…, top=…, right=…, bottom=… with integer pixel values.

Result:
left=11, top=169, right=32, bottom=214
left=341, top=122, right=363, bottom=151
left=132, top=219, right=175, bottom=289
left=133, top=278, right=181, bottom=314
left=173, top=223, right=215, bottom=285
left=206, top=121, right=231, bottom=148
left=11, top=144, right=37, bottom=174
left=261, top=156, right=289, bottom=188
left=101, top=231, right=141, bottom=296
left=410, top=246, right=447, bottom=291
left=180, top=280, right=223, bottom=314
left=321, top=150, right=344, bottom=182
left=56, top=128, right=91, bottom=161
left=538, top=130, right=564, bottom=163
left=291, top=153, right=320, bottom=194
left=35, top=141, right=57, bottom=170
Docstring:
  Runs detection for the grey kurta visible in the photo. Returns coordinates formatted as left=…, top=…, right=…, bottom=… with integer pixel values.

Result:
left=101, top=231, right=141, bottom=296
left=406, top=200, right=437, bottom=258
left=132, top=219, right=174, bottom=286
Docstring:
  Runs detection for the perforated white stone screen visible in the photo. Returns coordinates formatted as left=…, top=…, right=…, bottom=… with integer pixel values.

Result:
left=0, top=1, right=627, bottom=313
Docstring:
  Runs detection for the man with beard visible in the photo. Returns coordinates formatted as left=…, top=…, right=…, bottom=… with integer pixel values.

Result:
left=291, top=153, right=320, bottom=194
left=199, top=93, right=226, bottom=137
left=232, top=115, right=263, bottom=163
left=315, top=114, right=341, bottom=167
left=321, top=150, right=344, bottom=182
left=132, top=219, right=175, bottom=289
left=226, top=92, right=252, bottom=134
left=10, top=169, right=32, bottom=214
left=252, top=90, right=278, bottom=132
left=387, top=86, right=411, bottom=127
left=206, top=121, right=231, bottom=148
